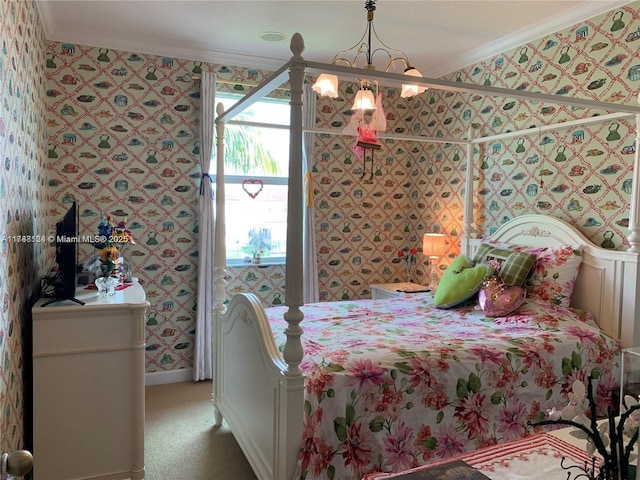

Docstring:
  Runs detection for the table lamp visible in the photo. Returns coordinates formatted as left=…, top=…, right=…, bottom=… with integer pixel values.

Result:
left=423, top=233, right=446, bottom=290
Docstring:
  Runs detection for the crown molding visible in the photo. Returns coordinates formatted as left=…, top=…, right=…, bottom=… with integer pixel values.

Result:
left=35, top=0, right=287, bottom=70
left=42, top=29, right=289, bottom=71
left=427, top=0, right=636, bottom=78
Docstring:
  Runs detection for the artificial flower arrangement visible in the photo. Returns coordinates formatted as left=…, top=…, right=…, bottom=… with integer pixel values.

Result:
left=397, top=247, right=418, bottom=282
left=93, top=214, right=134, bottom=278
left=251, top=248, right=264, bottom=264
left=532, top=375, right=640, bottom=480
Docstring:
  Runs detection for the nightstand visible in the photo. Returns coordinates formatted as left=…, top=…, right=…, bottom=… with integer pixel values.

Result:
left=370, top=282, right=431, bottom=300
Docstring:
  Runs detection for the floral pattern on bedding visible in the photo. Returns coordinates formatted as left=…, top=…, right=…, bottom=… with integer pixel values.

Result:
left=266, top=295, right=620, bottom=480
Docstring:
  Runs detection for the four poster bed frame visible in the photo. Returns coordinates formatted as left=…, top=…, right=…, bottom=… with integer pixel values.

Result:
left=211, top=33, right=640, bottom=480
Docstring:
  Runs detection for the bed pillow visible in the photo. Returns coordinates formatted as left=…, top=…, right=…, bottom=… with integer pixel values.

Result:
left=472, top=241, right=512, bottom=263
left=478, top=275, right=526, bottom=317
left=434, top=255, right=493, bottom=309
left=511, top=245, right=583, bottom=307
left=473, top=244, right=537, bottom=287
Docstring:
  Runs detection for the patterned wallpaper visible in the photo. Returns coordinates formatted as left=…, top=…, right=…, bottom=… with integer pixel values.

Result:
left=43, top=44, right=287, bottom=374
left=426, top=3, right=640, bottom=249
left=1, top=0, right=49, bottom=455
left=312, top=90, right=436, bottom=298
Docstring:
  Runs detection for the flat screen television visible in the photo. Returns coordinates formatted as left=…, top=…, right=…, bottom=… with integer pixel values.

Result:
left=42, top=201, right=83, bottom=306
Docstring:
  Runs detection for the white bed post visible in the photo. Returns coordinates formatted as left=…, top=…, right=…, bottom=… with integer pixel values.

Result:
left=623, top=96, right=640, bottom=349
left=283, top=33, right=306, bottom=377
left=461, top=129, right=475, bottom=256
left=212, top=102, right=226, bottom=426
left=628, top=95, right=640, bottom=253
left=277, top=32, right=307, bottom=480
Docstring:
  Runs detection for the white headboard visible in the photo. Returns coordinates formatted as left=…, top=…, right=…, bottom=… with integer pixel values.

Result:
left=464, top=214, right=640, bottom=347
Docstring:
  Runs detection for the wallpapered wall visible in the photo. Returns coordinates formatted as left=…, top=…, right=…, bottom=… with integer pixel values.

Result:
left=312, top=1, right=640, bottom=298
left=312, top=91, right=438, bottom=298
left=0, top=0, right=49, bottom=454
left=439, top=3, right=640, bottom=247
left=41, top=40, right=430, bottom=374
left=44, top=44, right=290, bottom=374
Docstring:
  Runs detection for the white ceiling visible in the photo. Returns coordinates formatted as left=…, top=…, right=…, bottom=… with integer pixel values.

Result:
left=37, top=0, right=634, bottom=78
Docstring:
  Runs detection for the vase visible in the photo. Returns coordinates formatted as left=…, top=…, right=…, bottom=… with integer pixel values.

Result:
left=95, top=276, right=118, bottom=297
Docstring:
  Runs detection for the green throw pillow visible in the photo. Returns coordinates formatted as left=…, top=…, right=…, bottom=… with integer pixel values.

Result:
left=473, top=243, right=536, bottom=286
left=434, top=255, right=492, bottom=309
left=473, top=243, right=501, bottom=264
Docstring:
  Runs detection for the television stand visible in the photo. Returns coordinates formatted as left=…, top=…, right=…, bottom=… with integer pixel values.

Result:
left=40, top=296, right=85, bottom=307
left=41, top=275, right=85, bottom=306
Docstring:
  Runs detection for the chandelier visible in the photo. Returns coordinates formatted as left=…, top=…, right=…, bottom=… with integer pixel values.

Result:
left=311, top=0, right=427, bottom=109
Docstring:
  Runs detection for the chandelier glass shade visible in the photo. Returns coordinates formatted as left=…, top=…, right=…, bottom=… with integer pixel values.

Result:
left=311, top=0, right=426, bottom=107
left=352, top=82, right=376, bottom=110
left=400, top=67, right=427, bottom=97
left=311, top=73, right=340, bottom=98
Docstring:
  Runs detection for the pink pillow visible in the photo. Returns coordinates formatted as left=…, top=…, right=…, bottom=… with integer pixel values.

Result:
left=511, top=245, right=583, bottom=307
left=478, top=276, right=526, bottom=317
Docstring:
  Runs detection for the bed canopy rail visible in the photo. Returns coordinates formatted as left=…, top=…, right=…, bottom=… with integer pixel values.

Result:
left=215, top=61, right=293, bottom=125
left=474, top=111, right=635, bottom=144
left=301, top=60, right=640, bottom=115
left=296, top=110, right=636, bottom=149
left=213, top=38, right=640, bottom=126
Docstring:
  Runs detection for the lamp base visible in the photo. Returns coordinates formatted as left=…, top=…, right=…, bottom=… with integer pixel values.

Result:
left=428, top=259, right=439, bottom=291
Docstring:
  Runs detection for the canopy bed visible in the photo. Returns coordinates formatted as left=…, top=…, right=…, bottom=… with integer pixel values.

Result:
left=210, top=33, right=640, bottom=480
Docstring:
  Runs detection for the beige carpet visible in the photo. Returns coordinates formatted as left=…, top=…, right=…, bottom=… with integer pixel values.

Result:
left=145, top=380, right=258, bottom=480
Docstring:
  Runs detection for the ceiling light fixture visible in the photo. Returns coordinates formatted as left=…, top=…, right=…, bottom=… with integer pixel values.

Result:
left=259, top=31, right=286, bottom=42
left=311, top=0, right=426, bottom=108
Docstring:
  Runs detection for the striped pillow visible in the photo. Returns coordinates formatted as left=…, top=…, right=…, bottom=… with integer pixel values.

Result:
left=473, top=244, right=537, bottom=287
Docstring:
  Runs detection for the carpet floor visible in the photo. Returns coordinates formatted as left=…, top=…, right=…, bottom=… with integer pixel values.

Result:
left=145, top=380, right=258, bottom=480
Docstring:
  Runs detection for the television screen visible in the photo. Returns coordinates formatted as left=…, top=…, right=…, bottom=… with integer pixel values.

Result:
left=53, top=201, right=78, bottom=300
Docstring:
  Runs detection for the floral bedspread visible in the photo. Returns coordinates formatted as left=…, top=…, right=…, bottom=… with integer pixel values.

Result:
left=265, top=295, right=620, bottom=480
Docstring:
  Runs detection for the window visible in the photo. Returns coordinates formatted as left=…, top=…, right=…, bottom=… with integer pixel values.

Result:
left=215, top=93, right=290, bottom=265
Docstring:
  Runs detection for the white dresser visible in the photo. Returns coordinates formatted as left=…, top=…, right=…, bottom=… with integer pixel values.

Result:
left=32, top=280, right=149, bottom=480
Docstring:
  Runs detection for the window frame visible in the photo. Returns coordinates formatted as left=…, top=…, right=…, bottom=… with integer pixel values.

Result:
left=213, top=93, right=290, bottom=267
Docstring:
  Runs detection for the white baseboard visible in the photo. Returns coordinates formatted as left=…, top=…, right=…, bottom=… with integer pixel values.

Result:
left=145, top=368, right=193, bottom=386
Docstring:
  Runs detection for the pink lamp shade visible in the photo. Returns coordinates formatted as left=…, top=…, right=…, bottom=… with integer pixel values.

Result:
left=423, top=233, right=445, bottom=259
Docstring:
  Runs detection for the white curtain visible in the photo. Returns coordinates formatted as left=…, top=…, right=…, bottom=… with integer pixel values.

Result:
left=303, top=84, right=319, bottom=303
left=194, top=72, right=216, bottom=381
